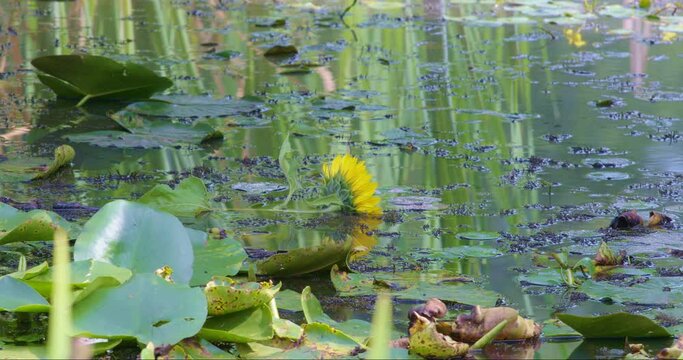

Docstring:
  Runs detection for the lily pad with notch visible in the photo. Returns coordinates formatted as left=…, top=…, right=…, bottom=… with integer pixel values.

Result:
left=556, top=312, right=671, bottom=338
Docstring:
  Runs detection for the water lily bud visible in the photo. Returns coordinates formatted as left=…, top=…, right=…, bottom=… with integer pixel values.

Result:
left=609, top=210, right=643, bottom=230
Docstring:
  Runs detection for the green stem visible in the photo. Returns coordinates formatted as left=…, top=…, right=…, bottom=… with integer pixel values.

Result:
left=75, top=94, right=92, bottom=107
left=269, top=298, right=280, bottom=320
left=470, top=319, right=509, bottom=350
left=340, top=0, right=358, bottom=19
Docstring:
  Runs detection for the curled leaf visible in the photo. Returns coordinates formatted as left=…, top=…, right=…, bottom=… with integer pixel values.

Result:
left=408, top=313, right=469, bottom=359
left=31, top=145, right=75, bottom=181
left=409, top=298, right=447, bottom=327
left=204, top=277, right=281, bottom=316
left=649, top=211, right=673, bottom=228
left=657, top=336, right=683, bottom=359
left=609, top=210, right=643, bottom=230
left=594, top=241, right=625, bottom=266
left=451, top=306, right=541, bottom=343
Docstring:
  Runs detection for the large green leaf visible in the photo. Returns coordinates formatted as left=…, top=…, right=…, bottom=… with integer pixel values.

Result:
left=199, top=304, right=274, bottom=343
left=0, top=276, right=49, bottom=312
left=72, top=273, right=207, bottom=345
left=32, top=55, right=172, bottom=106
left=0, top=203, right=73, bottom=245
left=556, top=313, right=671, bottom=338
left=137, top=176, right=211, bottom=217
left=205, top=277, right=281, bottom=315
left=255, top=239, right=351, bottom=277
left=301, top=286, right=370, bottom=342
left=189, top=233, right=247, bottom=287
left=578, top=278, right=683, bottom=305
left=73, top=200, right=194, bottom=284
left=23, top=260, right=132, bottom=299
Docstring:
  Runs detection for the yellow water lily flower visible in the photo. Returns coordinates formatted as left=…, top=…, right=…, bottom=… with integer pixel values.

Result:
left=322, top=154, right=382, bottom=216
left=564, top=28, right=587, bottom=48
left=663, top=32, right=677, bottom=42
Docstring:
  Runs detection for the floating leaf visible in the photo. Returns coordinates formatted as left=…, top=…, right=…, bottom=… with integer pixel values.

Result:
left=578, top=278, right=683, bottom=305
left=389, top=196, right=446, bottom=211
left=24, top=260, right=133, bottom=299
left=167, top=337, right=236, bottom=359
left=123, top=95, right=266, bottom=118
left=0, top=203, right=72, bottom=245
left=205, top=277, right=281, bottom=315
left=31, top=145, right=75, bottom=181
left=409, top=313, right=469, bottom=359
left=199, top=305, right=274, bottom=343
left=210, top=50, right=240, bottom=60
left=251, top=17, right=286, bottom=27
left=273, top=318, right=303, bottom=340
left=232, top=182, right=287, bottom=195
left=138, top=176, right=211, bottom=217
left=32, top=55, right=172, bottom=106
left=74, top=200, right=194, bottom=284
left=274, top=289, right=303, bottom=312
left=190, top=235, right=246, bottom=287
left=255, top=239, right=351, bottom=277
left=556, top=313, right=671, bottom=338
left=66, top=120, right=221, bottom=149
left=299, top=323, right=363, bottom=357
left=301, top=286, right=371, bottom=342
left=0, top=276, right=49, bottom=312
left=457, top=231, right=500, bottom=241
left=264, top=45, right=298, bottom=57
left=73, top=273, right=207, bottom=345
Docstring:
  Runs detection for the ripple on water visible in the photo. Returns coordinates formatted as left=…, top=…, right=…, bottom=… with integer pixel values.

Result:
left=586, top=171, right=630, bottom=181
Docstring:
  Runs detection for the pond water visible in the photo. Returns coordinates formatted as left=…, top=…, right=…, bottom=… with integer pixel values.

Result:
left=3, top=0, right=683, bottom=358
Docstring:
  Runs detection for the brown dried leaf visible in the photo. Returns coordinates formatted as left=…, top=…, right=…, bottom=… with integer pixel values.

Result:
left=649, top=211, right=673, bottom=228
left=409, top=298, right=448, bottom=327
left=609, top=210, right=643, bottom=230
left=594, top=241, right=625, bottom=266
left=657, top=336, right=683, bottom=359
left=451, top=306, right=541, bottom=343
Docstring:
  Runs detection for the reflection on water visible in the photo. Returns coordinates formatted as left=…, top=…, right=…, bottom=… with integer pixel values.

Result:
left=2, top=0, right=683, bottom=357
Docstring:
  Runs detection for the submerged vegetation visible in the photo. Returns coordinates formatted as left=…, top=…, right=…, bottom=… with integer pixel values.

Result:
left=4, top=0, right=683, bottom=358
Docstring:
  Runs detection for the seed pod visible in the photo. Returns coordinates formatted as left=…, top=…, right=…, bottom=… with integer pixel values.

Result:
left=609, top=210, right=643, bottom=230
left=648, top=211, right=673, bottom=228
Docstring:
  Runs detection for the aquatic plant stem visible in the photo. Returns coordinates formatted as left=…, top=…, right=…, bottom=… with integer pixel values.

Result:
left=470, top=319, right=509, bottom=350
left=340, top=0, right=357, bottom=19
left=76, top=94, right=92, bottom=107
left=48, top=227, right=72, bottom=359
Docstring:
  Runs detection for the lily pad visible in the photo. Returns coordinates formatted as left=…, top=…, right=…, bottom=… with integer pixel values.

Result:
left=24, top=259, right=133, bottom=298
left=0, top=276, right=50, bottom=312
left=556, top=312, right=671, bottom=338
left=380, top=128, right=437, bottom=147
left=578, top=278, right=683, bottom=305
left=389, top=196, right=446, bottom=211
left=440, top=246, right=502, bottom=258
left=255, top=238, right=351, bottom=277
left=232, top=182, right=288, bottom=195
left=301, top=286, right=371, bottom=341
left=205, top=277, right=281, bottom=315
left=124, top=95, right=266, bottom=118
left=74, top=200, right=194, bottom=284
left=264, top=45, right=298, bottom=57
left=586, top=171, right=630, bottom=181
left=190, top=234, right=247, bottom=287
left=457, top=231, right=500, bottom=241
left=518, top=268, right=565, bottom=287
left=138, top=176, right=211, bottom=217
left=0, top=203, right=73, bottom=245
left=199, top=304, right=274, bottom=343
left=31, top=145, right=75, bottom=181
left=66, top=120, right=221, bottom=149
left=32, top=55, right=172, bottom=106
left=72, top=273, right=207, bottom=345
left=275, top=289, right=303, bottom=312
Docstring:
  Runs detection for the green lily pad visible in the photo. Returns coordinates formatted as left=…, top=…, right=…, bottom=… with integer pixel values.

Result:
left=199, top=304, right=274, bottom=343
left=205, top=277, right=281, bottom=316
left=189, top=234, right=247, bottom=287
left=541, top=319, right=582, bottom=338
left=167, top=338, right=236, bottom=359
left=73, top=273, right=207, bottom=345
left=457, top=231, right=500, bottom=240
left=275, top=289, right=303, bottom=312
left=30, top=145, right=75, bottom=181
left=124, top=95, right=266, bottom=118
left=138, top=176, right=211, bottom=217
left=32, top=55, right=172, bottom=106
left=273, top=318, right=303, bottom=340
left=264, top=45, right=298, bottom=57
left=66, top=120, right=221, bottom=149
left=24, top=260, right=133, bottom=298
left=0, top=276, right=49, bottom=312
left=380, top=128, right=437, bottom=147
left=518, top=268, right=565, bottom=287
left=74, top=200, right=194, bottom=284
left=439, top=246, right=502, bottom=258
left=0, top=203, right=73, bottom=245
left=331, top=266, right=500, bottom=306
left=578, top=278, right=683, bottom=305
left=255, top=239, right=351, bottom=277
left=302, top=286, right=371, bottom=342
left=556, top=313, right=671, bottom=338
